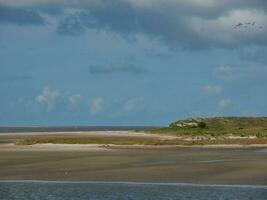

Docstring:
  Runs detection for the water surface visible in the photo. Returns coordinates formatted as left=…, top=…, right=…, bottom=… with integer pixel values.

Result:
left=1, top=181, right=267, bottom=200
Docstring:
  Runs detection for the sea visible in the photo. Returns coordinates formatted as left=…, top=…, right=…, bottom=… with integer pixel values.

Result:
left=1, top=181, right=267, bottom=200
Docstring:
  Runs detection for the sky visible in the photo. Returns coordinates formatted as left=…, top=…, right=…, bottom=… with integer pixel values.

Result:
left=0, top=0, right=267, bottom=126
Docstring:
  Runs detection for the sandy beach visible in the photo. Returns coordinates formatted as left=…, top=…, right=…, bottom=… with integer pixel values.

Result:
left=2, top=142, right=267, bottom=152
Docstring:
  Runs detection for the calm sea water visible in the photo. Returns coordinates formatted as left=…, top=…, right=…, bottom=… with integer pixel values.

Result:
left=1, top=181, right=267, bottom=200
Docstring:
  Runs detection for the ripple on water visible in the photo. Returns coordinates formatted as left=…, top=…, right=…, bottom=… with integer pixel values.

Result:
left=257, top=148, right=267, bottom=153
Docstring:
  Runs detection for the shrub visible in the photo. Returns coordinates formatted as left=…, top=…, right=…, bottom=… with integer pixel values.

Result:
left=198, top=121, right=207, bottom=128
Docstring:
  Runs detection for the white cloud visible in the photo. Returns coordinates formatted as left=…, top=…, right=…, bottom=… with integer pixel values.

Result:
left=218, top=65, right=233, bottom=73
left=36, top=87, right=59, bottom=111
left=123, top=97, right=143, bottom=112
left=218, top=99, right=231, bottom=109
left=89, top=97, right=105, bottom=115
left=117, top=0, right=262, bottom=11
left=68, top=94, right=82, bottom=108
left=215, top=65, right=237, bottom=80
left=202, top=85, right=223, bottom=95
left=215, top=63, right=267, bottom=81
left=0, top=0, right=83, bottom=7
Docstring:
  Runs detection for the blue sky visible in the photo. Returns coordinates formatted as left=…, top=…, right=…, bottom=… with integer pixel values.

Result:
left=0, top=0, right=267, bottom=126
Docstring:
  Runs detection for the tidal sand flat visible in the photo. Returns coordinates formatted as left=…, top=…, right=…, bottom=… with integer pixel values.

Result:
left=1, top=181, right=267, bottom=200
left=1, top=146, right=267, bottom=185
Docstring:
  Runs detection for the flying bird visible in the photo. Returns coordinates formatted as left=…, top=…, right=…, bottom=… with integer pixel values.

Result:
left=234, top=23, right=243, bottom=28
left=233, top=21, right=263, bottom=30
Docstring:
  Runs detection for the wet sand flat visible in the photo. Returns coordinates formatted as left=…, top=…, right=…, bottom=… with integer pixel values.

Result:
left=1, top=146, right=267, bottom=185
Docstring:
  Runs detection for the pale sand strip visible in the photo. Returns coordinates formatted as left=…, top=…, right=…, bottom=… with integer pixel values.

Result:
left=0, top=130, right=178, bottom=139
left=1, top=143, right=267, bottom=152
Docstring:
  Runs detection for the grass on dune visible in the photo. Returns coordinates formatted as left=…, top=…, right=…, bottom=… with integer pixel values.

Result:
left=147, top=127, right=267, bottom=137
left=146, top=117, right=267, bottom=138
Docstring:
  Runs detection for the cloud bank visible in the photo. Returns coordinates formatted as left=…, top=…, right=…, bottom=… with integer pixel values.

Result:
left=1, top=0, right=266, bottom=49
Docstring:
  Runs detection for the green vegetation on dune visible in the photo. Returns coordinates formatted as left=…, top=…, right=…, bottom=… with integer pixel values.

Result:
left=148, top=117, right=267, bottom=138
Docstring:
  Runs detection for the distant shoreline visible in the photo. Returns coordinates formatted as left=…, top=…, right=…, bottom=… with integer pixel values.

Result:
left=0, top=126, right=159, bottom=133
left=1, top=130, right=267, bottom=148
